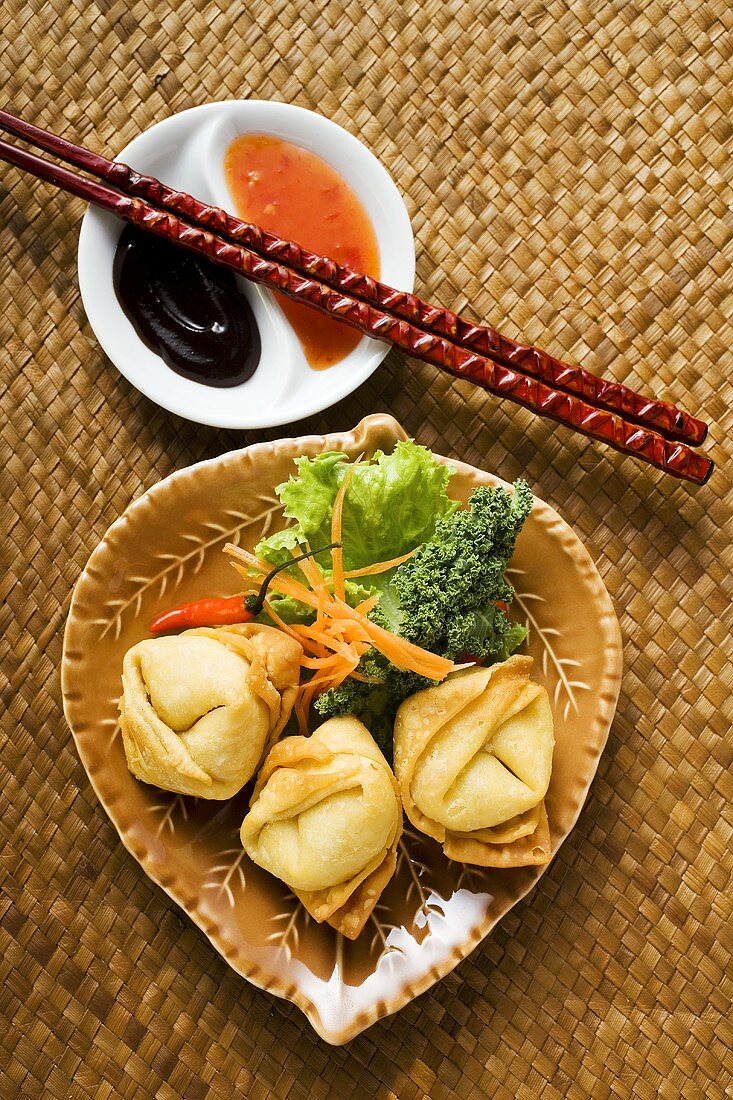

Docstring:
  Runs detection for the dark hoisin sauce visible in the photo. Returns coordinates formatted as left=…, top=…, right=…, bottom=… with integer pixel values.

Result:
left=113, top=224, right=261, bottom=388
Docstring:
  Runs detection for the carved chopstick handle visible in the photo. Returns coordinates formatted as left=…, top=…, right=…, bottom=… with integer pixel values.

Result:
left=0, top=135, right=713, bottom=485
left=0, top=108, right=706, bottom=447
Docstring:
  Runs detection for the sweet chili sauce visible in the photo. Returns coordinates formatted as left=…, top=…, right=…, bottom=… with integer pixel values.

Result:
left=224, top=134, right=380, bottom=370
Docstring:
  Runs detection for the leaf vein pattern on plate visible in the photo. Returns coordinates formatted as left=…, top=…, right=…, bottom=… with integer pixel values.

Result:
left=370, top=904, right=406, bottom=960
left=456, top=863, right=488, bottom=892
left=97, top=711, right=121, bottom=749
left=401, top=827, right=453, bottom=918
left=507, top=567, right=590, bottom=721
left=202, top=846, right=248, bottom=908
left=266, top=894, right=310, bottom=963
left=148, top=794, right=189, bottom=838
left=98, top=495, right=281, bottom=638
left=398, top=835, right=429, bottom=912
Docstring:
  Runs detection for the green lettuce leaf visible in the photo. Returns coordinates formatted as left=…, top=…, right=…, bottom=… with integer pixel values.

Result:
left=256, top=441, right=458, bottom=571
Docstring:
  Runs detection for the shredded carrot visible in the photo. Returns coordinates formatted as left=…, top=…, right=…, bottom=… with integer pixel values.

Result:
left=355, top=593, right=379, bottom=615
left=315, top=585, right=327, bottom=642
left=300, top=662, right=357, bottom=692
left=330, top=463, right=357, bottom=602
left=262, top=568, right=448, bottom=677
left=290, top=546, right=330, bottom=656
left=343, top=548, right=417, bottom=579
left=300, top=653, right=344, bottom=670
left=229, top=557, right=320, bottom=609
left=357, top=615, right=454, bottom=680
left=257, top=597, right=301, bottom=640
left=289, top=623, right=364, bottom=660
left=225, top=544, right=277, bottom=578
left=294, top=543, right=326, bottom=592
left=224, top=538, right=456, bottom=736
left=294, top=652, right=360, bottom=718
left=327, top=662, right=361, bottom=692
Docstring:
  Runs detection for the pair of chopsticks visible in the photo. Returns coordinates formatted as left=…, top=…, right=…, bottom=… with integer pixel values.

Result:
left=0, top=108, right=712, bottom=485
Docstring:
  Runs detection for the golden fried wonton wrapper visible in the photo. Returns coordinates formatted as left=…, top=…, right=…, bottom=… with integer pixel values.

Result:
left=240, top=716, right=402, bottom=938
left=119, top=623, right=302, bottom=799
left=393, top=656, right=554, bottom=867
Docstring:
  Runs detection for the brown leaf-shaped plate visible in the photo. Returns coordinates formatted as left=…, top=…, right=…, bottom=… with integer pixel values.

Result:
left=62, top=414, right=622, bottom=1044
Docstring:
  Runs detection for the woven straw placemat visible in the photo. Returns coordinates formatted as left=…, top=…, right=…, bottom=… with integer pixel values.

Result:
left=1, top=1, right=731, bottom=1097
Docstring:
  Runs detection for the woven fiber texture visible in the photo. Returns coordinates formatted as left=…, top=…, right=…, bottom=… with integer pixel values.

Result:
left=1, top=0, right=731, bottom=1097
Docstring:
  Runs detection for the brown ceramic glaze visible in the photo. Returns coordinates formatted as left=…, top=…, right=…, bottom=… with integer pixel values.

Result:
left=61, top=414, right=622, bottom=1044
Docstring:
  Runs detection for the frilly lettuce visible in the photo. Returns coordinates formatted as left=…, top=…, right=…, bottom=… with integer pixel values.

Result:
left=252, top=440, right=532, bottom=758
left=256, top=441, right=458, bottom=572
left=315, top=480, right=533, bottom=757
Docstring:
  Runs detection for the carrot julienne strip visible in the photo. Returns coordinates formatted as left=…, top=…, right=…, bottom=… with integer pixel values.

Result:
left=300, top=662, right=357, bottom=692
left=308, top=586, right=450, bottom=678
left=224, top=540, right=456, bottom=738
left=343, top=548, right=417, bottom=578
left=330, top=463, right=357, bottom=603
left=290, top=545, right=330, bottom=657
left=294, top=543, right=326, bottom=592
left=355, top=593, right=379, bottom=615
left=331, top=611, right=450, bottom=680
left=258, top=597, right=296, bottom=633
left=296, top=655, right=361, bottom=712
left=300, top=654, right=344, bottom=670
left=349, top=670, right=384, bottom=684
left=325, top=591, right=450, bottom=677
left=229, top=556, right=320, bottom=609
left=260, top=598, right=322, bottom=656
left=327, top=662, right=362, bottom=692
left=225, top=545, right=274, bottom=577
left=359, top=616, right=453, bottom=679
left=315, top=586, right=327, bottom=641
left=289, top=623, right=357, bottom=656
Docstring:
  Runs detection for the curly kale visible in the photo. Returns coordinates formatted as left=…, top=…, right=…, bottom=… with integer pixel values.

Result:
left=316, top=480, right=533, bottom=758
left=314, top=648, right=429, bottom=759
left=371, top=480, right=531, bottom=657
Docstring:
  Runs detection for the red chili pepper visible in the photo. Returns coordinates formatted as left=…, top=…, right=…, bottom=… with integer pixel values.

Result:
left=149, top=595, right=252, bottom=634
left=148, top=540, right=341, bottom=634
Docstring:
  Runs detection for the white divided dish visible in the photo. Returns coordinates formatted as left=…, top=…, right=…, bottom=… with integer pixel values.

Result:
left=77, top=101, right=415, bottom=428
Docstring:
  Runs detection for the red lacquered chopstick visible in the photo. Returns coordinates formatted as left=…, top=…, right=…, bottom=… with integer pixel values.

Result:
left=0, top=108, right=706, bottom=448
left=0, top=135, right=713, bottom=485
